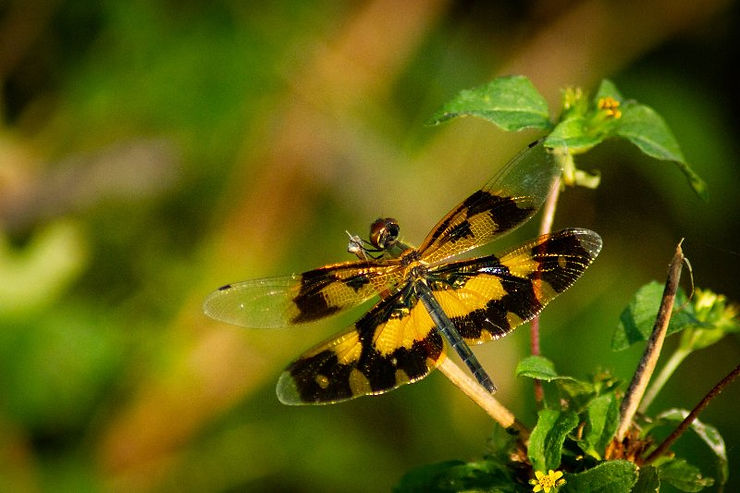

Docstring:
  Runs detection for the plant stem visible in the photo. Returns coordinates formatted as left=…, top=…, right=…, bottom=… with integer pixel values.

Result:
left=437, top=357, right=530, bottom=447
left=529, top=320, right=545, bottom=403
left=538, top=176, right=561, bottom=237
left=616, top=241, right=684, bottom=441
left=638, top=346, right=691, bottom=413
left=641, top=363, right=740, bottom=466
left=530, top=175, right=562, bottom=404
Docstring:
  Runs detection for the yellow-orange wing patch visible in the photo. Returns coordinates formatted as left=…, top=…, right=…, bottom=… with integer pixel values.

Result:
left=427, top=228, right=602, bottom=344
left=276, top=286, right=446, bottom=404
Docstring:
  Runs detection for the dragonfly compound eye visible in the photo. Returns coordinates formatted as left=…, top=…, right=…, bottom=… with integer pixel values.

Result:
left=370, top=217, right=400, bottom=249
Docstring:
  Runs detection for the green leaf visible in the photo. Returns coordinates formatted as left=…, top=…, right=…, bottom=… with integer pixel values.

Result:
left=616, top=102, right=684, bottom=161
left=612, top=281, right=700, bottom=351
left=582, top=393, right=619, bottom=458
left=393, top=459, right=516, bottom=493
left=658, top=459, right=714, bottom=492
left=561, top=460, right=638, bottom=493
left=615, top=102, right=707, bottom=200
left=555, top=371, right=618, bottom=415
left=544, top=118, right=605, bottom=153
left=516, top=357, right=605, bottom=413
left=655, top=409, right=728, bottom=485
left=528, top=410, right=579, bottom=471
left=516, top=355, right=575, bottom=381
left=670, top=159, right=709, bottom=201
left=631, top=465, right=660, bottom=493
left=427, top=75, right=551, bottom=131
left=558, top=378, right=597, bottom=397
left=555, top=379, right=597, bottom=412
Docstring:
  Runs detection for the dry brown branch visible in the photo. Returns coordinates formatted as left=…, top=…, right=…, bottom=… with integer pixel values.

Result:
left=641, top=363, right=740, bottom=465
left=616, top=241, right=684, bottom=441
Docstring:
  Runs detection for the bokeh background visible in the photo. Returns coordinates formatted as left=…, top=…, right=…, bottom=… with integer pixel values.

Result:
left=1, top=1, right=739, bottom=491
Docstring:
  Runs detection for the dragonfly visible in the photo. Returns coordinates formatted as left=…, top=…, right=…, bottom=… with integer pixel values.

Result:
left=203, top=140, right=602, bottom=405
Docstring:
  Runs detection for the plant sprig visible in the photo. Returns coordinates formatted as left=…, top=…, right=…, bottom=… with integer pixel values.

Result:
left=428, top=76, right=707, bottom=199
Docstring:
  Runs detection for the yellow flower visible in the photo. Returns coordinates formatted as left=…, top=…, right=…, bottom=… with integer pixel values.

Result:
left=597, top=96, right=622, bottom=119
left=529, top=469, right=566, bottom=492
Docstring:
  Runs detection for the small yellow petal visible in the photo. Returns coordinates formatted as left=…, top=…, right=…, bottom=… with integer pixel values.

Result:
left=532, top=469, right=566, bottom=492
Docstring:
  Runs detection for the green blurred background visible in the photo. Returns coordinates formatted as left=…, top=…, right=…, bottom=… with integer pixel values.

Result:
left=1, top=1, right=738, bottom=491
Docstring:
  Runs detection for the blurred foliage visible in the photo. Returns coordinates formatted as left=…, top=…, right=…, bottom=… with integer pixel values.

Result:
left=1, top=0, right=739, bottom=492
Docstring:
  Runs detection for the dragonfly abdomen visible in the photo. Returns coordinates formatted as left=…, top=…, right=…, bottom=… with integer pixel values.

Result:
left=415, top=280, right=497, bottom=393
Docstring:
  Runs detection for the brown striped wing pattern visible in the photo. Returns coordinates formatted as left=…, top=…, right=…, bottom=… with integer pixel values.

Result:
left=417, top=140, right=561, bottom=265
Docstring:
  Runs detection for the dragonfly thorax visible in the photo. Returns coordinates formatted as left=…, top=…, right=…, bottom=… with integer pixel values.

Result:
left=399, top=250, right=427, bottom=280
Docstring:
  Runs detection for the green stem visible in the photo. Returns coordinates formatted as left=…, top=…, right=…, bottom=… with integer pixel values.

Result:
left=638, top=346, right=690, bottom=413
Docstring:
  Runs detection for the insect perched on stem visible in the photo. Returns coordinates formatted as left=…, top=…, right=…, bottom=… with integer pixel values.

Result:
left=204, top=140, right=601, bottom=404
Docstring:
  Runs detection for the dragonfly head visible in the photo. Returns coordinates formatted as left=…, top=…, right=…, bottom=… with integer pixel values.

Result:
left=370, top=217, right=400, bottom=250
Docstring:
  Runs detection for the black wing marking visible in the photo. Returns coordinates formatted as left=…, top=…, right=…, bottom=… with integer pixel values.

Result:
left=418, top=140, right=561, bottom=265
left=276, top=285, right=446, bottom=404
left=428, top=228, right=602, bottom=343
left=203, top=260, right=404, bottom=328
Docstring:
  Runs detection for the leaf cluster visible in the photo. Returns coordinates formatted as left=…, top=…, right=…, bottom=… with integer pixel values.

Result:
left=397, top=287, right=734, bottom=492
left=427, top=76, right=707, bottom=199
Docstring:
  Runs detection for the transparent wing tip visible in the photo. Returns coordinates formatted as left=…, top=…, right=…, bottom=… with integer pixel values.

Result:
left=276, top=371, right=307, bottom=406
